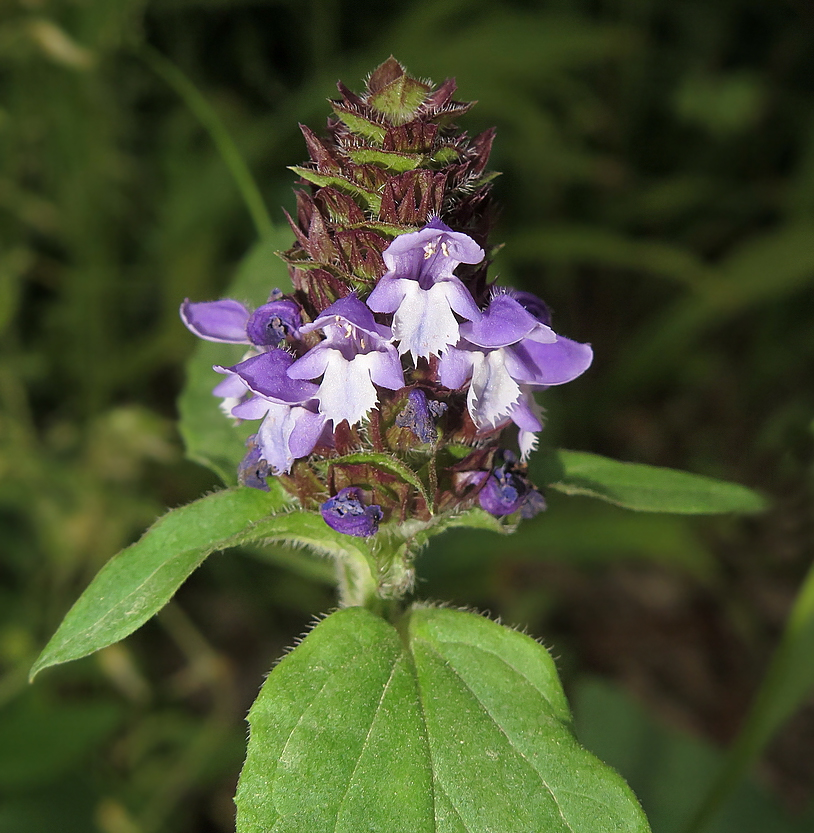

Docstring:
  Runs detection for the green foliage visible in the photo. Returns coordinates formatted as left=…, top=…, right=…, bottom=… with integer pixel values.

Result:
left=4, top=0, right=813, bottom=830
left=236, top=606, right=650, bottom=833
left=367, top=66, right=430, bottom=124
left=345, top=146, right=425, bottom=172
left=30, top=487, right=286, bottom=679
left=538, top=451, right=767, bottom=514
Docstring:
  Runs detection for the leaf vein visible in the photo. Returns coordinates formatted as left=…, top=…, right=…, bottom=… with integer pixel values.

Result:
left=332, top=656, right=400, bottom=831
left=421, top=641, right=576, bottom=833
left=433, top=779, right=473, bottom=833
left=426, top=637, right=566, bottom=717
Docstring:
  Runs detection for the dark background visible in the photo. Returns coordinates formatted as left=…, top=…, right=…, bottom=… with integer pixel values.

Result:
left=1, top=0, right=812, bottom=830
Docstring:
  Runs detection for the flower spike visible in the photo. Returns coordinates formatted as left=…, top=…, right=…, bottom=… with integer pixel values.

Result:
left=181, top=59, right=591, bottom=537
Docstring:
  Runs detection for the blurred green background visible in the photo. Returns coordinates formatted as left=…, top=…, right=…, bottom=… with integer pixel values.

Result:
left=1, top=0, right=812, bottom=831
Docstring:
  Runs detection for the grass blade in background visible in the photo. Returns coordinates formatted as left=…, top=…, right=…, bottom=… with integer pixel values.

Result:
left=139, top=44, right=276, bottom=242
left=575, top=678, right=814, bottom=833
left=684, top=556, right=814, bottom=833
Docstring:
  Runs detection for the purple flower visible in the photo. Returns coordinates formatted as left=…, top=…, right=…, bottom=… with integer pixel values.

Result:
left=246, top=299, right=303, bottom=345
left=238, top=436, right=271, bottom=490
left=367, top=218, right=483, bottom=362
left=217, top=349, right=329, bottom=475
left=181, top=292, right=302, bottom=346
left=321, top=486, right=383, bottom=537
left=181, top=292, right=305, bottom=419
left=287, top=294, right=404, bottom=427
left=438, top=291, right=592, bottom=459
left=395, top=388, right=446, bottom=444
left=478, top=451, right=546, bottom=518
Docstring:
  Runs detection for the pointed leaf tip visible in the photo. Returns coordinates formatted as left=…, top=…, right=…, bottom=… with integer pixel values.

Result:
left=29, top=487, right=286, bottom=680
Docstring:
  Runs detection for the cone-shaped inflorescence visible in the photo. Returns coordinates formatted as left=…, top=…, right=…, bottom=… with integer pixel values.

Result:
left=181, top=57, right=592, bottom=541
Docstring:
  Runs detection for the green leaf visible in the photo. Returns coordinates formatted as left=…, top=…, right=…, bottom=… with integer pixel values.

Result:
left=430, top=146, right=460, bottom=165
left=232, top=509, right=374, bottom=563
left=236, top=605, right=650, bottom=833
left=231, top=509, right=380, bottom=608
left=178, top=231, right=293, bottom=484
left=537, top=450, right=766, bottom=514
left=30, top=487, right=285, bottom=679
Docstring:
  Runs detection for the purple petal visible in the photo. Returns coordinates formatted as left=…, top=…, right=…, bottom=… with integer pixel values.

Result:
left=508, top=336, right=593, bottom=386
left=382, top=222, right=484, bottom=284
left=224, top=349, right=319, bottom=403
left=395, top=389, right=443, bottom=444
left=478, top=469, right=526, bottom=516
left=300, top=293, right=390, bottom=340
left=288, top=406, right=329, bottom=459
left=361, top=348, right=405, bottom=390
left=477, top=451, right=541, bottom=518
left=425, top=216, right=453, bottom=232
left=460, top=294, right=550, bottom=348
left=508, top=393, right=543, bottom=432
left=181, top=299, right=251, bottom=343
left=246, top=300, right=302, bottom=345
left=511, top=290, right=552, bottom=326
left=237, top=401, right=327, bottom=474
left=438, top=347, right=475, bottom=390
left=366, top=277, right=407, bottom=314
left=320, top=486, right=383, bottom=537
left=238, top=437, right=270, bottom=491
left=508, top=392, right=544, bottom=462
left=231, top=396, right=272, bottom=420
left=441, top=278, right=482, bottom=323
left=212, top=373, right=248, bottom=400
left=287, top=346, right=331, bottom=381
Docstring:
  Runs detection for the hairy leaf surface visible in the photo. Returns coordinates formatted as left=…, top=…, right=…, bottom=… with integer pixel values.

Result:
left=236, top=606, right=650, bottom=833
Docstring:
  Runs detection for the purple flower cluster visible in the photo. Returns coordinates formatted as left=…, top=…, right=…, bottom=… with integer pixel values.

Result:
left=182, top=219, right=592, bottom=536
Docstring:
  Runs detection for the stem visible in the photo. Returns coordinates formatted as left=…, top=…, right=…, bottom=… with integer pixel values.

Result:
left=138, top=44, right=276, bottom=241
left=335, top=546, right=380, bottom=610
left=334, top=535, right=411, bottom=623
